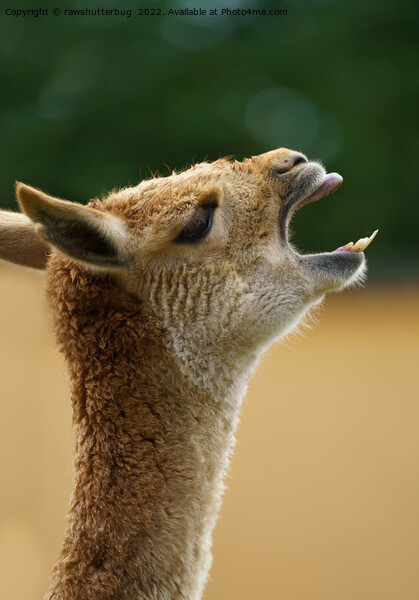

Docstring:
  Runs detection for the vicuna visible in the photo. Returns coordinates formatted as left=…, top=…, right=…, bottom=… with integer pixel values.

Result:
left=0, top=148, right=377, bottom=599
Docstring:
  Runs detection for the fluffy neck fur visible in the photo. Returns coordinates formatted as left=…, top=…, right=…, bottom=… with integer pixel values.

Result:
left=44, top=257, right=251, bottom=600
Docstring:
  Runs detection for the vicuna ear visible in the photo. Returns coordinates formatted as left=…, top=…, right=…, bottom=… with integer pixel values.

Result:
left=16, top=183, right=128, bottom=270
left=0, top=210, right=50, bottom=269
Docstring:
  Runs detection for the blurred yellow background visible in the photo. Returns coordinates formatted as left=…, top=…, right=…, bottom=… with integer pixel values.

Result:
left=0, top=263, right=418, bottom=600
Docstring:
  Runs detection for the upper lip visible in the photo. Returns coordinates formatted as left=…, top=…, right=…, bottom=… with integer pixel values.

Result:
left=279, top=169, right=343, bottom=242
left=299, top=172, right=343, bottom=206
left=289, top=172, right=343, bottom=216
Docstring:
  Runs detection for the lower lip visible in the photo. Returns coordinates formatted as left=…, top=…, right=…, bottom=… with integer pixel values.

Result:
left=332, top=248, right=364, bottom=256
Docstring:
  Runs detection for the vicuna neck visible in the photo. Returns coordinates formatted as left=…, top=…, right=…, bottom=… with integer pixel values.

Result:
left=44, top=258, right=248, bottom=600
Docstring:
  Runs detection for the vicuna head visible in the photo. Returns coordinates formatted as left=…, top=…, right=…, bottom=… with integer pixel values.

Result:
left=13, top=149, right=371, bottom=369
left=1, top=148, right=376, bottom=600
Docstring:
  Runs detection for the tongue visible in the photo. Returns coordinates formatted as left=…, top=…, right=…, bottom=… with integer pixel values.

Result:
left=305, top=172, right=343, bottom=204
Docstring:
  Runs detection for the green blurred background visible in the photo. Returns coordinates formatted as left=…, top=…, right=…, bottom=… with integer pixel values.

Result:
left=0, top=0, right=417, bottom=277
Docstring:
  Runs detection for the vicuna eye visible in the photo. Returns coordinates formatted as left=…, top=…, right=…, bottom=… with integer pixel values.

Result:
left=177, top=204, right=216, bottom=244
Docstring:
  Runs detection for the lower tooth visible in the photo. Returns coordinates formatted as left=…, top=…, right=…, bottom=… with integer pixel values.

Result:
left=359, top=229, right=378, bottom=251
left=352, top=238, right=366, bottom=252
left=337, top=230, right=378, bottom=254
left=349, top=230, right=379, bottom=253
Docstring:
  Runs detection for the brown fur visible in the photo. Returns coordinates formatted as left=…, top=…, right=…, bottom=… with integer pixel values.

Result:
left=0, top=149, right=367, bottom=599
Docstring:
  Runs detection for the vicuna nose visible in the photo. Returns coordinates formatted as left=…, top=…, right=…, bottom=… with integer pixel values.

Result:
left=273, top=151, right=308, bottom=175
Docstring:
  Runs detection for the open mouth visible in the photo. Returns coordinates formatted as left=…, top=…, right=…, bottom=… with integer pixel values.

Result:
left=279, top=163, right=378, bottom=292
left=295, top=172, right=378, bottom=255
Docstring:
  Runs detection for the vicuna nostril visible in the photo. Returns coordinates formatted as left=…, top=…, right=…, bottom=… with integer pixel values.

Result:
left=272, top=153, right=308, bottom=176
left=291, top=155, right=308, bottom=167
